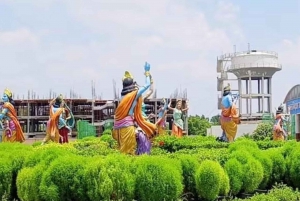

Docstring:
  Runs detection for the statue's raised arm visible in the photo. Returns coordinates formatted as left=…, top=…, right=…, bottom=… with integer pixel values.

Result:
left=136, top=62, right=152, bottom=98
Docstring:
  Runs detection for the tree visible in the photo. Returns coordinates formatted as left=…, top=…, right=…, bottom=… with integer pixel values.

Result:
left=210, top=114, right=221, bottom=125
left=188, top=115, right=211, bottom=136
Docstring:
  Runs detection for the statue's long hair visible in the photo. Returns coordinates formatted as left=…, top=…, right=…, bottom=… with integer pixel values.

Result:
left=121, top=78, right=138, bottom=96
left=53, top=97, right=63, bottom=108
left=8, top=97, right=15, bottom=107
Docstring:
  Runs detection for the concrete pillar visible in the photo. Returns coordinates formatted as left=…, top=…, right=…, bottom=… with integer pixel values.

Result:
left=262, top=76, right=265, bottom=113
left=269, top=77, right=272, bottom=114
left=246, top=80, right=249, bottom=114
left=258, top=79, right=261, bottom=112
left=248, top=70, right=252, bottom=115
left=238, top=78, right=242, bottom=114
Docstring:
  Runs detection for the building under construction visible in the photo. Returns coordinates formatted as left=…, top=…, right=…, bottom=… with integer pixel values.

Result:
left=11, top=88, right=188, bottom=140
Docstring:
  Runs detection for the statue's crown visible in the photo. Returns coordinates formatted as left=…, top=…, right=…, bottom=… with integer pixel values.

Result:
left=4, top=88, right=12, bottom=98
left=122, top=71, right=134, bottom=81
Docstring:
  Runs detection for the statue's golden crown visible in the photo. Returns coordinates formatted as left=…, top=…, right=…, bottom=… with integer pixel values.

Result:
left=122, top=71, right=134, bottom=81
left=4, top=88, right=12, bottom=98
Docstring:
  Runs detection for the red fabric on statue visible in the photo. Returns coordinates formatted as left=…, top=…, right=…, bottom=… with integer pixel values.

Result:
left=59, top=127, right=69, bottom=143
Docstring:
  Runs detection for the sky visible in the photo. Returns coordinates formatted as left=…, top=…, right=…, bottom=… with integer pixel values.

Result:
left=0, top=0, right=300, bottom=117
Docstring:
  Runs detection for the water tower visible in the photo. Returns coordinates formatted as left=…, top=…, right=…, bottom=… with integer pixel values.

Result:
left=217, top=47, right=282, bottom=121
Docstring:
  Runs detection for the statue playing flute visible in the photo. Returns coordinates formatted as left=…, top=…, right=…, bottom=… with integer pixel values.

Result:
left=218, top=84, right=240, bottom=142
left=273, top=104, right=288, bottom=141
left=41, top=95, right=75, bottom=145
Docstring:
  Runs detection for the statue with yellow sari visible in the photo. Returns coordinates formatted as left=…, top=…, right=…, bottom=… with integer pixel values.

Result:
left=0, top=89, right=25, bottom=143
left=219, top=84, right=240, bottom=142
left=112, top=62, right=157, bottom=155
left=273, top=105, right=287, bottom=141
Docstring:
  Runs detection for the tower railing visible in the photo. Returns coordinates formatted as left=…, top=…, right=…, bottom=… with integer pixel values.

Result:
left=219, top=50, right=278, bottom=60
left=228, top=63, right=282, bottom=70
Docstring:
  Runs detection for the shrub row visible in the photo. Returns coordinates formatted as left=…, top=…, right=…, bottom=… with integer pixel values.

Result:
left=0, top=137, right=299, bottom=201
left=153, top=135, right=285, bottom=152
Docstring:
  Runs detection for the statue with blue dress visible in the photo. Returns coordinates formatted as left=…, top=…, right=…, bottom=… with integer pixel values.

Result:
left=41, top=95, right=75, bottom=145
left=112, top=62, right=157, bottom=155
left=218, top=84, right=240, bottom=142
left=155, top=98, right=169, bottom=135
left=0, top=89, right=25, bottom=143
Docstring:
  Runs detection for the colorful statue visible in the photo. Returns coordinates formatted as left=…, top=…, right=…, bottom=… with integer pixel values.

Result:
left=41, top=95, right=75, bottom=145
left=141, top=81, right=154, bottom=121
left=0, top=89, right=25, bottom=143
left=219, top=84, right=240, bottom=142
left=112, top=62, right=157, bottom=155
left=273, top=105, right=287, bottom=141
left=168, top=99, right=189, bottom=138
left=156, top=98, right=169, bottom=135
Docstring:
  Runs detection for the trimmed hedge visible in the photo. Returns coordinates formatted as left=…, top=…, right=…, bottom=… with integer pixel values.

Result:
left=0, top=136, right=300, bottom=201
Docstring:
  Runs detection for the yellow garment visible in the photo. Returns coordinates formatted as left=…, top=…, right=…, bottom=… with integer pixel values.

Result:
left=112, top=126, right=137, bottom=155
left=42, top=105, right=64, bottom=143
left=2, top=130, right=17, bottom=142
left=157, top=125, right=165, bottom=136
left=220, top=119, right=237, bottom=142
left=273, top=114, right=284, bottom=141
left=273, top=131, right=284, bottom=141
left=2, top=102, right=25, bottom=143
left=221, top=104, right=240, bottom=142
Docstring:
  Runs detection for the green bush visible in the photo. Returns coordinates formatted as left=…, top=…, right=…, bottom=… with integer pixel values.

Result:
left=39, top=155, right=87, bottom=201
left=251, top=122, right=273, bottom=141
left=0, top=158, right=13, bottom=198
left=173, top=154, right=198, bottom=196
left=224, top=158, right=244, bottom=195
left=287, top=146, right=300, bottom=188
left=17, top=164, right=46, bottom=201
left=242, top=158, right=264, bottom=193
left=134, top=156, right=183, bottom=201
left=195, top=160, right=225, bottom=200
left=265, top=149, right=286, bottom=186
left=82, top=159, right=113, bottom=201
left=252, top=150, right=273, bottom=189
left=102, top=129, right=112, bottom=136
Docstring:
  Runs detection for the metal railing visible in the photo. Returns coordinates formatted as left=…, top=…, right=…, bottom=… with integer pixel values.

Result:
left=228, top=63, right=282, bottom=70
left=218, top=50, right=278, bottom=60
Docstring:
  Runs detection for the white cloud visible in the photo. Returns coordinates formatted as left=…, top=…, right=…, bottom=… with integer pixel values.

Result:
left=0, top=28, right=39, bottom=46
left=0, top=0, right=244, bottom=115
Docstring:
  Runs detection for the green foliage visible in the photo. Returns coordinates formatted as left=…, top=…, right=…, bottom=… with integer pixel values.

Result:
left=134, top=156, right=183, bottom=201
left=224, top=158, right=244, bottom=195
left=210, top=114, right=221, bottom=125
left=188, top=115, right=211, bottom=136
left=102, top=129, right=112, bottom=136
left=195, top=160, right=226, bottom=200
left=251, top=122, right=273, bottom=141
left=2, top=135, right=300, bottom=200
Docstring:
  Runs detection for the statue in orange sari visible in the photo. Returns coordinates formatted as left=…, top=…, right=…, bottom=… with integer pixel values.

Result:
left=273, top=105, right=286, bottom=141
left=112, top=62, right=157, bottom=155
left=0, top=89, right=25, bottom=143
left=219, top=84, right=240, bottom=142
left=41, top=95, right=74, bottom=145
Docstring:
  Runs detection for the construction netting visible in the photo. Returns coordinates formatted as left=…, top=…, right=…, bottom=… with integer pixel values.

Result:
left=76, top=120, right=97, bottom=139
left=262, top=113, right=273, bottom=124
left=290, top=114, right=296, bottom=138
